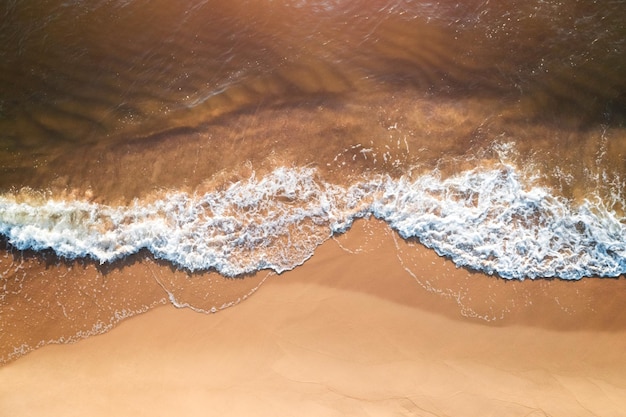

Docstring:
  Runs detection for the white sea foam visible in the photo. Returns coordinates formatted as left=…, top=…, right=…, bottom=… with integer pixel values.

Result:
left=0, top=165, right=624, bottom=279
left=372, top=167, right=625, bottom=279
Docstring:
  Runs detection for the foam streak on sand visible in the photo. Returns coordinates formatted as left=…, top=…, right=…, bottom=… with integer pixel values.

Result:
left=2, top=218, right=626, bottom=417
left=1, top=163, right=624, bottom=280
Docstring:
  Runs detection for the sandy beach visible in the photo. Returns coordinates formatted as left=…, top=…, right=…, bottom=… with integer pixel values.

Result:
left=2, top=220, right=625, bottom=417
left=2, top=2, right=625, bottom=416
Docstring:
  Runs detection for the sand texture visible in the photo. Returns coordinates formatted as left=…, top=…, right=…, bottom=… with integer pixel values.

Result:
left=1, top=220, right=625, bottom=417
left=2, top=2, right=626, bottom=415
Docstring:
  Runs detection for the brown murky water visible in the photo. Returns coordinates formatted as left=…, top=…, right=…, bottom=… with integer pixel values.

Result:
left=0, top=0, right=624, bottom=362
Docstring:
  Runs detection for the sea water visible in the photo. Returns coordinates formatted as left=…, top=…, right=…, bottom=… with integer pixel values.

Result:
left=0, top=0, right=624, bottom=362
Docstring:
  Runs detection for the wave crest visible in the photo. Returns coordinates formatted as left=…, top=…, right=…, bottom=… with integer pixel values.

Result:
left=1, top=165, right=624, bottom=279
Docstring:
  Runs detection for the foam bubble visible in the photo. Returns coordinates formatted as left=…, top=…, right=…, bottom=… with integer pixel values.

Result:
left=0, top=165, right=624, bottom=279
left=373, top=167, right=626, bottom=279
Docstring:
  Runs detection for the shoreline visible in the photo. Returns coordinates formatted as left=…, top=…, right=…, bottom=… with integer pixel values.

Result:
left=1, top=219, right=626, bottom=416
left=2, top=2, right=625, bottom=414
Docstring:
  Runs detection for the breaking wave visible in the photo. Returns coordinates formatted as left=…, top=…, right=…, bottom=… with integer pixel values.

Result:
left=1, top=165, right=624, bottom=280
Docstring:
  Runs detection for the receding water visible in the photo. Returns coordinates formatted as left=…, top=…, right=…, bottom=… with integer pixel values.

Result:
left=0, top=0, right=624, bottom=362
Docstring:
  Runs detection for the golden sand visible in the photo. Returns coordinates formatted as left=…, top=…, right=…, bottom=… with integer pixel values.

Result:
left=1, top=220, right=625, bottom=416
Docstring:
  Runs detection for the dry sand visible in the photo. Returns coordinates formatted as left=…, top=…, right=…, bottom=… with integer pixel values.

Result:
left=1, top=220, right=625, bottom=417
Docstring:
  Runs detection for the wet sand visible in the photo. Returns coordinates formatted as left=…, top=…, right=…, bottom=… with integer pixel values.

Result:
left=2, top=220, right=625, bottom=417
left=2, top=1, right=625, bottom=414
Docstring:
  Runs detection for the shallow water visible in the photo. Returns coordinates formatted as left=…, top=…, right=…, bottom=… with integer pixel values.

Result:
left=0, top=0, right=625, bottom=362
